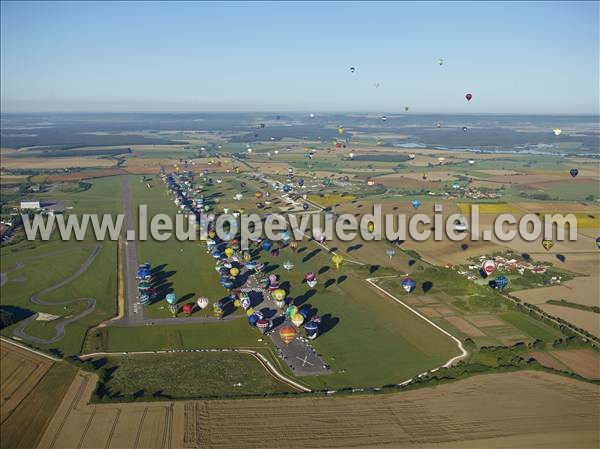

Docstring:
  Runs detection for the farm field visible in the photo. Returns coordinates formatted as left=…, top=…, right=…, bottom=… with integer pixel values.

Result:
left=0, top=341, right=77, bottom=449
left=36, top=370, right=600, bottom=449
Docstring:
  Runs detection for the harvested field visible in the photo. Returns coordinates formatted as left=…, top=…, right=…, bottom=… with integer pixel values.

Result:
left=419, top=307, right=441, bottom=318
left=46, top=168, right=129, bottom=182
left=444, top=316, right=485, bottom=337
left=550, top=349, right=600, bottom=379
left=0, top=156, right=117, bottom=169
left=0, top=341, right=53, bottom=423
left=466, top=315, right=505, bottom=327
left=37, top=371, right=184, bottom=449
left=0, top=340, right=76, bottom=449
left=528, top=352, right=568, bottom=372
left=184, top=371, right=599, bottom=449
left=539, top=304, right=599, bottom=338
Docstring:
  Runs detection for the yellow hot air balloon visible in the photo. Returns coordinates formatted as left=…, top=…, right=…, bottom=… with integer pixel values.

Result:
left=291, top=313, right=304, bottom=327
left=229, top=267, right=240, bottom=278
left=367, top=222, right=375, bottom=233
left=208, top=230, right=216, bottom=239
left=234, top=299, right=241, bottom=307
left=246, top=307, right=255, bottom=317
left=338, top=126, right=344, bottom=134
left=332, top=254, right=344, bottom=270
left=271, top=289, right=286, bottom=302
left=224, top=247, right=234, bottom=258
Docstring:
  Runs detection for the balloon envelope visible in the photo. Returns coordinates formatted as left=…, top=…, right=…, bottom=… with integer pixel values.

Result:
left=401, top=277, right=417, bottom=293
left=279, top=325, right=297, bottom=345
left=465, top=93, right=473, bottom=101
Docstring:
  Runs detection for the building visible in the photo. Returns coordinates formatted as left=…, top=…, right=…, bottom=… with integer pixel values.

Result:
left=20, top=201, right=40, bottom=210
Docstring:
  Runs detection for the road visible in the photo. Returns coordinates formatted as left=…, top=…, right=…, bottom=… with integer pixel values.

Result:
left=122, top=178, right=145, bottom=324
left=12, top=245, right=101, bottom=345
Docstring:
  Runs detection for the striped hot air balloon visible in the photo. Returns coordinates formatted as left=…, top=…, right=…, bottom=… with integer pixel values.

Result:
left=279, top=325, right=297, bottom=345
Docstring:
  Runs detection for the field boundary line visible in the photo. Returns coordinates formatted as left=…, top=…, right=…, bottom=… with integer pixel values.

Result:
left=0, top=336, right=62, bottom=361
left=365, top=277, right=468, bottom=373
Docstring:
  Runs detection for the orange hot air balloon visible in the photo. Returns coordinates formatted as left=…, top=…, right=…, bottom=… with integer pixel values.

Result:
left=279, top=325, right=297, bottom=345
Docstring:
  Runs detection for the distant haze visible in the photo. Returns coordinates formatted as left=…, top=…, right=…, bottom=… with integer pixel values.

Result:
left=1, top=1, right=598, bottom=114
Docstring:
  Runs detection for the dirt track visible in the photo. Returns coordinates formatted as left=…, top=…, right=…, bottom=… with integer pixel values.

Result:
left=11, top=245, right=101, bottom=345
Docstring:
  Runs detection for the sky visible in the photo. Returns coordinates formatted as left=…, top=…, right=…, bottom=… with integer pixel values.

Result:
left=1, top=1, right=598, bottom=114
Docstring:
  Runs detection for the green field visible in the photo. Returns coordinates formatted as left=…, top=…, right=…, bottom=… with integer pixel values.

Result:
left=94, top=352, right=295, bottom=401
left=499, top=311, right=564, bottom=343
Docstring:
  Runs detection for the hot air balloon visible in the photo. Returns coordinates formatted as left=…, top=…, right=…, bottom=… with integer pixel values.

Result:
left=462, top=126, right=468, bottom=132
left=386, top=248, right=396, bottom=259
left=291, top=313, right=304, bottom=328
left=494, top=275, right=508, bottom=290
left=437, top=157, right=446, bottom=163
left=348, top=152, right=355, bottom=159
left=307, top=278, right=318, bottom=289
left=289, top=241, right=298, bottom=252
left=304, top=320, right=319, bottom=339
left=271, top=248, right=280, bottom=257
left=224, top=247, right=234, bottom=258
left=283, top=184, right=291, bottom=193
left=349, top=67, right=355, bottom=73
left=408, top=153, right=416, bottom=159
left=482, top=259, right=496, bottom=276
left=169, top=303, right=179, bottom=315
left=270, top=289, right=286, bottom=308
left=255, top=191, right=263, bottom=199
left=269, top=274, right=278, bottom=284
left=411, top=199, right=421, bottom=209
left=595, top=237, right=600, bottom=249
left=279, top=325, right=297, bottom=345
left=437, top=58, right=444, bottom=66
left=247, top=313, right=260, bottom=327
left=468, top=159, right=475, bottom=164
left=401, top=277, right=417, bottom=293
left=332, top=254, right=344, bottom=270
left=240, top=297, right=251, bottom=312
left=257, top=319, right=270, bottom=334
left=283, top=260, right=295, bottom=271
left=229, top=267, right=240, bottom=278
left=367, top=179, right=375, bottom=186
left=465, top=93, right=472, bottom=102
left=553, top=128, right=562, bottom=136
left=305, top=272, right=316, bottom=282
left=570, top=168, right=578, bottom=178
left=261, top=240, right=273, bottom=251
left=542, top=239, right=554, bottom=251
left=338, top=126, right=344, bottom=135
left=285, top=305, right=299, bottom=319
left=197, top=297, right=209, bottom=309
left=183, top=303, right=194, bottom=315
left=212, top=250, right=223, bottom=260
left=166, top=293, right=177, bottom=305
left=303, top=203, right=309, bottom=211
left=381, top=115, right=387, bottom=121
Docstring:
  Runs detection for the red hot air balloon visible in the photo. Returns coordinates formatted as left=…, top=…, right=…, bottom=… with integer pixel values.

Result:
left=465, top=93, right=473, bottom=102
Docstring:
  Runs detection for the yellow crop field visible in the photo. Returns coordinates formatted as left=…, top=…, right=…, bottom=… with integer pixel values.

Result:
left=308, top=193, right=355, bottom=207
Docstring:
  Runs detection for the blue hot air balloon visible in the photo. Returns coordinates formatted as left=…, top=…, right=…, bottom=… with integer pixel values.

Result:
left=401, top=277, right=417, bottom=293
left=245, top=261, right=257, bottom=270
left=247, top=314, right=259, bottom=327
left=262, top=240, right=273, bottom=251
left=298, top=178, right=305, bottom=186
left=298, top=307, right=310, bottom=320
left=570, top=168, right=579, bottom=178
left=411, top=199, right=421, bottom=209
left=494, top=276, right=508, bottom=290
left=221, top=279, right=234, bottom=290
left=596, top=237, right=600, bottom=249
left=283, top=184, right=291, bottom=193
left=303, top=203, right=309, bottom=211
left=304, top=321, right=319, bottom=339
left=281, top=231, right=292, bottom=243
left=166, top=293, right=177, bottom=305
left=212, top=250, right=223, bottom=259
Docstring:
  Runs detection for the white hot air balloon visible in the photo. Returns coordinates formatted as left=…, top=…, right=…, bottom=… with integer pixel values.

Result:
left=197, top=297, right=209, bottom=310
left=553, top=128, right=562, bottom=136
